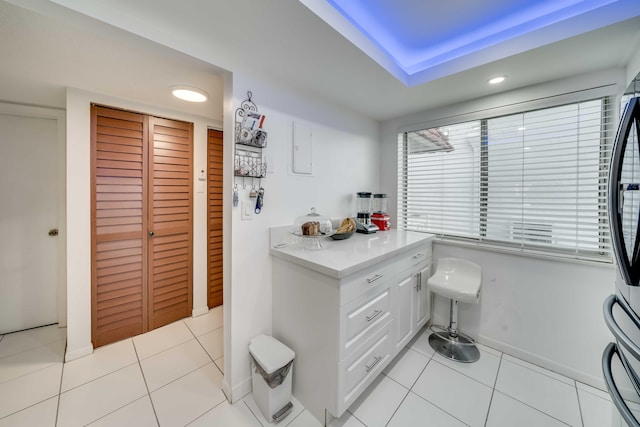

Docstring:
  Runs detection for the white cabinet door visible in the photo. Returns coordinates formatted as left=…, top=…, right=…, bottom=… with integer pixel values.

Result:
left=415, top=265, right=431, bottom=330
left=395, top=275, right=414, bottom=350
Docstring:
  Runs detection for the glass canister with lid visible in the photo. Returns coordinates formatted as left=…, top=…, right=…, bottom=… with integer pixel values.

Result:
left=293, top=207, right=333, bottom=236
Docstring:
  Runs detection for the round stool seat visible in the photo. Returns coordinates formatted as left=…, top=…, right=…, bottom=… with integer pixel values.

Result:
left=427, top=257, right=481, bottom=304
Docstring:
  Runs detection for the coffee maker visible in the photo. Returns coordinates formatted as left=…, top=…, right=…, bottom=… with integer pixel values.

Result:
left=356, top=192, right=379, bottom=234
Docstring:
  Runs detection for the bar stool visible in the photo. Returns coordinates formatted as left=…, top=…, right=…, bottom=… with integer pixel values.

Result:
left=428, top=257, right=482, bottom=363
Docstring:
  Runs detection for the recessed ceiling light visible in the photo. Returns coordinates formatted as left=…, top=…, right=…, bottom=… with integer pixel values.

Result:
left=488, top=76, right=506, bottom=85
left=171, top=85, right=208, bottom=102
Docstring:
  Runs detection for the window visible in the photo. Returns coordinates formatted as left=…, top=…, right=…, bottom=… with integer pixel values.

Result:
left=397, top=97, right=614, bottom=262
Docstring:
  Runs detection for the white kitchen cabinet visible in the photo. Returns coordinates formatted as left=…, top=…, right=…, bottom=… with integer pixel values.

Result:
left=395, top=275, right=414, bottom=352
left=395, top=249, right=431, bottom=351
left=270, top=229, right=433, bottom=425
left=415, top=264, right=431, bottom=330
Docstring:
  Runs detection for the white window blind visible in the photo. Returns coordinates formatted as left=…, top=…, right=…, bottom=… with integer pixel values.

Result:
left=398, top=97, right=614, bottom=262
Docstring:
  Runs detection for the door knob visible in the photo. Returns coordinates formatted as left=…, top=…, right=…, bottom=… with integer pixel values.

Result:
left=149, top=231, right=154, bottom=237
left=48, top=229, right=59, bottom=237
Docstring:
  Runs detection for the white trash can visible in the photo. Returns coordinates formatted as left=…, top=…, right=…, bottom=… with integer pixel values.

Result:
left=249, top=334, right=295, bottom=423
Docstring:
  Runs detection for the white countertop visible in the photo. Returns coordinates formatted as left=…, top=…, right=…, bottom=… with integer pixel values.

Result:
left=269, top=227, right=434, bottom=279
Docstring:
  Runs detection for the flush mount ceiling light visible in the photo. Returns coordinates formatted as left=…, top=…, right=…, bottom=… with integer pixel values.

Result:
left=171, top=85, right=208, bottom=103
left=488, top=76, right=506, bottom=85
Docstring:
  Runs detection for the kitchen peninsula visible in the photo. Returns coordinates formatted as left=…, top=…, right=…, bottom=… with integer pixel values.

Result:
left=270, top=228, right=434, bottom=424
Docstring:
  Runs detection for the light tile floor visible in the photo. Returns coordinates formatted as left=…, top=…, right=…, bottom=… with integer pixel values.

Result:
left=0, top=309, right=616, bottom=426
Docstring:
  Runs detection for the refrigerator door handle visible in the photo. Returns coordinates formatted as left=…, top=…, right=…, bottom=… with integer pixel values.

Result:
left=604, top=294, right=640, bottom=361
left=602, top=342, right=640, bottom=427
left=609, top=97, right=640, bottom=286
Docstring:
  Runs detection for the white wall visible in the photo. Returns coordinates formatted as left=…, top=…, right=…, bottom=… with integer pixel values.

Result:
left=380, top=68, right=627, bottom=388
left=433, top=243, right=615, bottom=387
left=224, top=71, right=380, bottom=400
left=64, top=87, right=221, bottom=361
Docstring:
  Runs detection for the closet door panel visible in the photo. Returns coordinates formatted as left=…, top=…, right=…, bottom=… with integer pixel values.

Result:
left=148, top=117, right=193, bottom=329
left=91, top=106, right=148, bottom=347
left=208, top=129, right=223, bottom=308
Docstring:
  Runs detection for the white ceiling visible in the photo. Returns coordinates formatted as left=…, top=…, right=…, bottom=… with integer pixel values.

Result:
left=1, top=0, right=640, bottom=122
left=0, top=1, right=225, bottom=120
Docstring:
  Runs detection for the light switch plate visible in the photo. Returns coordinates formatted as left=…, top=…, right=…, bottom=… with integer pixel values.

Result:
left=241, top=201, right=253, bottom=220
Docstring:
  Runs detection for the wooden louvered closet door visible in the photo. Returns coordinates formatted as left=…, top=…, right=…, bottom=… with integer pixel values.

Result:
left=148, top=117, right=193, bottom=329
left=91, top=105, right=193, bottom=347
left=207, top=129, right=223, bottom=308
left=91, top=106, right=148, bottom=347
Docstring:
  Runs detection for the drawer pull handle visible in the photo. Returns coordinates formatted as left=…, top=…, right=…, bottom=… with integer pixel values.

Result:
left=366, top=310, right=383, bottom=322
left=413, top=252, right=424, bottom=259
left=365, top=355, right=383, bottom=372
left=367, top=274, right=383, bottom=284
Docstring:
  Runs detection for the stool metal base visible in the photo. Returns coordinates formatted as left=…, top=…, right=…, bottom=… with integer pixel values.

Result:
left=429, top=326, right=480, bottom=363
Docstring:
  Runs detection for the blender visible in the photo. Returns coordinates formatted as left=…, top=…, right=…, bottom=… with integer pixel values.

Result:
left=371, top=194, right=391, bottom=231
left=356, top=192, right=379, bottom=234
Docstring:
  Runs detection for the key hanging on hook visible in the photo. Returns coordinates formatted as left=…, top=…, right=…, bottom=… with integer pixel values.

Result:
left=233, top=184, right=239, bottom=207
left=255, top=187, right=264, bottom=214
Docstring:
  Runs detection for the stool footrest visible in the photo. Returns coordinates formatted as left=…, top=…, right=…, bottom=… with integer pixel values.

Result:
left=428, top=325, right=480, bottom=363
left=430, top=325, right=477, bottom=346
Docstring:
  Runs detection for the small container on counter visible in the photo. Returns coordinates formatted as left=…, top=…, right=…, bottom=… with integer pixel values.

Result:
left=371, top=193, right=391, bottom=231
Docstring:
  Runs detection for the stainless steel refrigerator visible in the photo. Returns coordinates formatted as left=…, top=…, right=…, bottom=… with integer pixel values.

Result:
left=604, top=94, right=640, bottom=427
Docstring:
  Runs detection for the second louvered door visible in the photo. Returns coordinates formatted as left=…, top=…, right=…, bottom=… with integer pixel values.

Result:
left=92, top=106, right=193, bottom=347
left=207, top=129, right=223, bottom=308
left=148, top=117, right=193, bottom=329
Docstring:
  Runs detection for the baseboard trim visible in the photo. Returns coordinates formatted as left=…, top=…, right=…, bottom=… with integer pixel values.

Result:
left=65, top=344, right=93, bottom=362
left=478, top=334, right=606, bottom=392
left=192, top=306, right=209, bottom=317
left=221, top=378, right=232, bottom=402
left=430, top=313, right=606, bottom=391
left=224, top=376, right=252, bottom=403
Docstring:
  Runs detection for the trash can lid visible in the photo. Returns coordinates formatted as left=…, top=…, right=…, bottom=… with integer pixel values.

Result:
left=249, top=334, right=295, bottom=375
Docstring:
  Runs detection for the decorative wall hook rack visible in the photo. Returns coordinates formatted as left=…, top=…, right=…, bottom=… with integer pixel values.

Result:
left=234, top=91, right=268, bottom=212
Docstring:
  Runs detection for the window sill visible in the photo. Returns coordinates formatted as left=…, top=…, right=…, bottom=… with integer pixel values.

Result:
left=432, top=236, right=614, bottom=268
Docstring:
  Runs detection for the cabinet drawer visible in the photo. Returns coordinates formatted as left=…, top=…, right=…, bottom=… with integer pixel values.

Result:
left=338, top=322, right=393, bottom=414
left=341, top=286, right=391, bottom=357
left=339, top=259, right=395, bottom=305
left=395, top=245, right=431, bottom=275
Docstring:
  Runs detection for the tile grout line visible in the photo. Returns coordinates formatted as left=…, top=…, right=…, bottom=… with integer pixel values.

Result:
left=502, top=354, right=574, bottom=386
left=190, top=323, right=225, bottom=375
left=574, top=379, right=586, bottom=427
left=132, top=338, right=161, bottom=427
left=182, top=318, right=225, bottom=374
left=383, top=388, right=410, bottom=427
left=0, top=334, right=67, bottom=379
left=429, top=357, right=494, bottom=390
left=54, top=339, right=67, bottom=426
left=404, top=389, right=471, bottom=427
left=421, top=331, right=470, bottom=427
left=283, top=408, right=304, bottom=427
left=483, top=351, right=504, bottom=427
left=0, top=334, right=67, bottom=422
left=74, top=342, right=160, bottom=426
left=492, top=345, right=578, bottom=425
left=242, top=399, right=268, bottom=427
left=491, top=390, right=574, bottom=427
left=59, top=360, right=139, bottom=394
left=184, top=399, right=229, bottom=426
